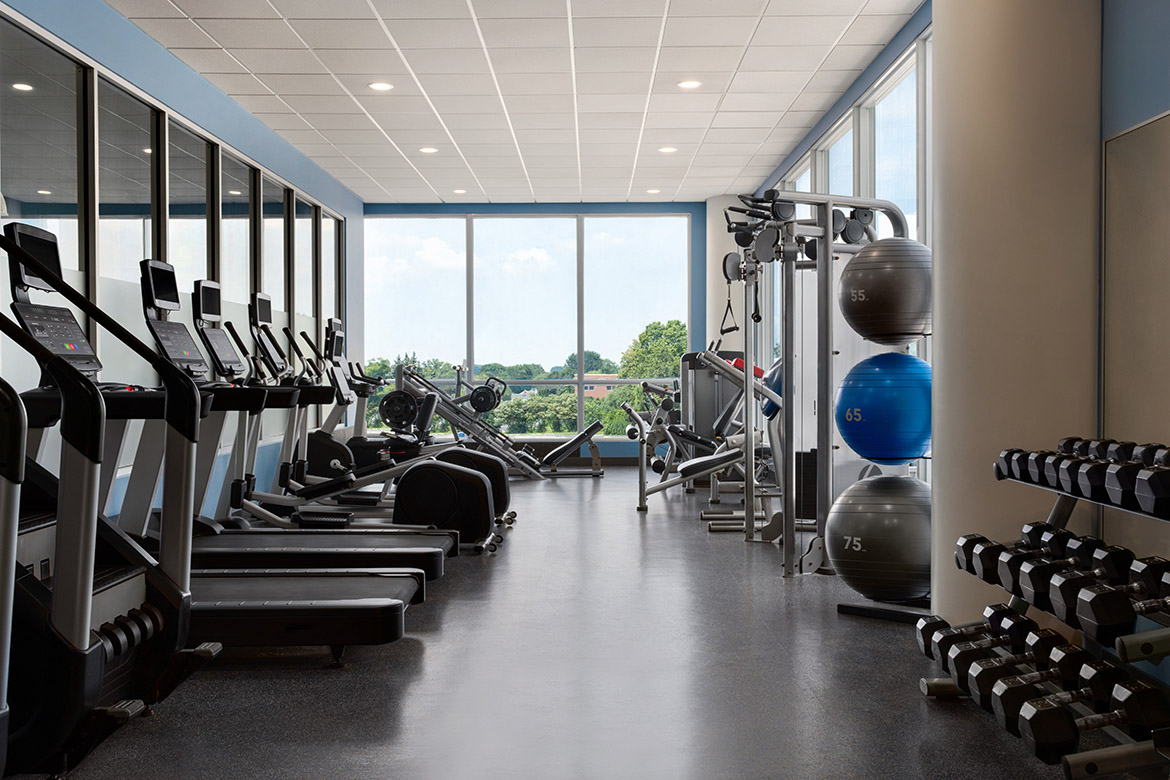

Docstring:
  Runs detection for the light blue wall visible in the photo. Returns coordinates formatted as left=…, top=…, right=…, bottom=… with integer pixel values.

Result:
left=1101, top=0, right=1170, bottom=139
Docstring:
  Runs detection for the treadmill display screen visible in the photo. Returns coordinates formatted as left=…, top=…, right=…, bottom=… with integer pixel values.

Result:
left=5, top=223, right=63, bottom=292
left=196, top=281, right=221, bottom=321
left=13, top=302, right=102, bottom=374
left=201, top=326, right=245, bottom=376
left=254, top=295, right=271, bottom=325
left=144, top=260, right=180, bottom=311
left=149, top=320, right=207, bottom=374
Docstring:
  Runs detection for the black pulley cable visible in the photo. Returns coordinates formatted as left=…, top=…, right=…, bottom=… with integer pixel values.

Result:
left=719, top=283, right=740, bottom=336
left=752, top=282, right=762, bottom=324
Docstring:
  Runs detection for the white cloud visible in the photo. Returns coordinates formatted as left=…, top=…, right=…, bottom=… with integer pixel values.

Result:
left=501, top=246, right=551, bottom=274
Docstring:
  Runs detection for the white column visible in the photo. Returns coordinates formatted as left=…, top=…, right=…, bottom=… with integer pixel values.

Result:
left=932, top=0, right=1101, bottom=619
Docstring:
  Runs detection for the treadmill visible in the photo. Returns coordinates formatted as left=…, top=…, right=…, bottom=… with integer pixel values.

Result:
left=125, top=260, right=457, bottom=578
left=2, top=223, right=423, bottom=663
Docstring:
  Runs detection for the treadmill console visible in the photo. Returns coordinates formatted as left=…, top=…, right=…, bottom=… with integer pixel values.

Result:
left=4, top=222, right=63, bottom=296
left=200, top=326, right=246, bottom=378
left=142, top=259, right=181, bottom=311
left=13, top=302, right=102, bottom=375
left=193, top=280, right=221, bottom=323
left=148, top=319, right=208, bottom=376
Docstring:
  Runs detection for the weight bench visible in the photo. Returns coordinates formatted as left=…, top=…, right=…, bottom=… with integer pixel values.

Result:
left=541, top=420, right=604, bottom=477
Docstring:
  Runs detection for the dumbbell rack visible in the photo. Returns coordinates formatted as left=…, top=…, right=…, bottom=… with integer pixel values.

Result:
left=918, top=442, right=1170, bottom=779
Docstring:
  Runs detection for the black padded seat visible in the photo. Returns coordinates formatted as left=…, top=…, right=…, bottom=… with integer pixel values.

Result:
left=678, top=450, right=743, bottom=480
left=669, top=425, right=718, bottom=451
left=543, top=420, right=603, bottom=466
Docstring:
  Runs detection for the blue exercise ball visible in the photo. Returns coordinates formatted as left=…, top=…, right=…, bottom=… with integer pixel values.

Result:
left=835, top=352, right=931, bottom=465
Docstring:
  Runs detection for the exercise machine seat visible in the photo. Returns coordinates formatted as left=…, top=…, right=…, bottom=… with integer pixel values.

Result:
left=415, top=392, right=438, bottom=435
left=542, top=420, right=603, bottom=466
left=678, top=450, right=743, bottom=480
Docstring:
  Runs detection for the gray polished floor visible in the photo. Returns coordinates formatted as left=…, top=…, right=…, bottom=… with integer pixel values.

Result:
left=53, top=468, right=1074, bottom=780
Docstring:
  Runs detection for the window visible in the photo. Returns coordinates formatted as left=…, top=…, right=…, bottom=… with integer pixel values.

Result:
left=320, top=214, right=338, bottom=329
left=827, top=129, right=853, bottom=197
left=220, top=152, right=251, bottom=303
left=875, top=69, right=917, bottom=238
left=260, top=176, right=285, bottom=310
left=167, top=121, right=208, bottom=301
left=293, top=198, right=313, bottom=318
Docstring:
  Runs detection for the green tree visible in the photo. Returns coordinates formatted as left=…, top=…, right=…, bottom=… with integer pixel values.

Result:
left=549, top=350, right=618, bottom=379
left=618, top=320, right=688, bottom=379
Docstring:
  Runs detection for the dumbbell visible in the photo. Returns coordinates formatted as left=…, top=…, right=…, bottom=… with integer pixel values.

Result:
left=945, top=613, right=1039, bottom=680
left=916, top=603, right=1017, bottom=660
left=993, top=658, right=1127, bottom=736
left=1045, top=545, right=1138, bottom=626
left=1076, top=441, right=1135, bottom=501
left=1056, top=437, right=1089, bottom=455
left=996, top=448, right=1028, bottom=480
left=963, top=521, right=1055, bottom=583
left=1105, top=443, right=1166, bottom=510
left=1020, top=680, right=1170, bottom=764
left=1134, top=464, right=1170, bottom=517
left=1076, top=570, right=1170, bottom=645
left=964, top=629, right=1068, bottom=707
left=1059, top=555, right=1170, bottom=633
left=1015, top=536, right=1108, bottom=611
left=997, top=530, right=1084, bottom=597
left=1057, top=445, right=1118, bottom=495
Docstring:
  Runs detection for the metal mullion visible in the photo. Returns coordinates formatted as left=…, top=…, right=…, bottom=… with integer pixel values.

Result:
left=283, top=189, right=294, bottom=317
left=337, top=217, right=346, bottom=328
left=151, top=110, right=168, bottom=264
left=312, top=204, right=322, bottom=324
left=576, top=214, right=585, bottom=431
left=249, top=168, right=262, bottom=295
left=465, top=215, right=474, bottom=382
left=77, top=65, right=98, bottom=344
left=207, top=143, right=221, bottom=281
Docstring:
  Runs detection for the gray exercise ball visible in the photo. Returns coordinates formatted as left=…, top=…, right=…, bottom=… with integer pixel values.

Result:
left=826, top=475, right=931, bottom=602
left=839, top=237, right=932, bottom=346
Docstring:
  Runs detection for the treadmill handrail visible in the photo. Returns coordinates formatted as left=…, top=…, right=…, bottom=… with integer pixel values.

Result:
left=0, top=372, right=20, bottom=708
left=0, top=233, right=200, bottom=444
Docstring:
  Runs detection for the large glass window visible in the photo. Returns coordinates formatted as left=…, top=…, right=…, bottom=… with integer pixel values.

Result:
left=875, top=69, right=917, bottom=238
left=827, top=129, right=853, bottom=197
left=260, top=176, right=285, bottom=310
left=220, top=153, right=251, bottom=303
left=167, top=121, right=208, bottom=297
left=320, top=215, right=338, bottom=326
left=293, top=198, right=313, bottom=318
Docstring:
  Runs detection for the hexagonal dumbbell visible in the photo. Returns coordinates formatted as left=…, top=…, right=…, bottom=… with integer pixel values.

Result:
left=998, top=531, right=1086, bottom=597
left=916, top=603, right=1016, bottom=660
left=945, top=613, right=1039, bottom=682
left=1019, top=680, right=1170, bottom=764
left=996, top=448, right=1028, bottom=480
left=994, top=659, right=1127, bottom=736
left=1076, top=571, right=1170, bottom=646
left=964, top=629, right=1068, bottom=707
left=1045, top=545, right=1140, bottom=626
left=1017, top=535, right=1107, bottom=610
left=967, top=522, right=1056, bottom=584
left=1076, top=441, right=1134, bottom=501
left=1134, top=464, right=1170, bottom=517
left=1105, top=442, right=1165, bottom=510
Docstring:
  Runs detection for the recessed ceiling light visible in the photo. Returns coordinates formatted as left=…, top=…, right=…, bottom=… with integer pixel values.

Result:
left=36, top=190, right=51, bottom=195
left=11, top=83, right=32, bottom=91
left=368, top=82, right=393, bottom=91
left=419, top=147, right=438, bottom=154
left=677, top=80, right=702, bottom=89
left=143, top=148, right=152, bottom=154
left=658, top=147, right=677, bottom=153
left=453, top=189, right=466, bottom=194
left=228, top=190, right=242, bottom=195
left=646, top=189, right=661, bottom=194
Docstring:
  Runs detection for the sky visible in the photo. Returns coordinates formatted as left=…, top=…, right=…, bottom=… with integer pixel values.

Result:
left=363, top=215, right=688, bottom=371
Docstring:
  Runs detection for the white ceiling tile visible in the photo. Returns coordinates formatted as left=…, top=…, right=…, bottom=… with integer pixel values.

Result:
left=254, top=112, right=313, bottom=130
left=230, top=94, right=293, bottom=113
left=728, top=71, right=810, bottom=93
left=490, top=47, right=571, bottom=73
left=579, top=128, right=640, bottom=143
left=576, top=73, right=649, bottom=94
left=648, top=93, right=721, bottom=112
left=753, top=15, right=851, bottom=45
left=387, top=129, right=457, bottom=144
left=652, top=71, right=732, bottom=93
left=334, top=74, right=422, bottom=96
left=429, top=95, right=504, bottom=113
left=776, top=110, right=820, bottom=127
left=718, top=92, right=797, bottom=111
left=313, top=48, right=406, bottom=75
left=384, top=18, right=482, bottom=48
left=822, top=44, right=884, bottom=70
left=276, top=128, right=326, bottom=144
left=767, top=0, right=865, bottom=14
left=169, top=47, right=247, bottom=73
left=765, top=127, right=808, bottom=144
left=510, top=113, right=576, bottom=129
left=518, top=143, right=580, bottom=157
left=479, top=18, right=569, bottom=48
left=417, top=73, right=498, bottom=95
left=572, top=0, right=665, bottom=17
left=204, top=72, right=271, bottom=95
left=201, top=19, right=308, bottom=48
left=703, top=127, right=770, bottom=144
left=131, top=18, right=219, bottom=47
left=506, top=94, right=575, bottom=113
left=283, top=94, right=365, bottom=113
left=789, top=91, right=837, bottom=112
left=497, top=73, right=574, bottom=95
left=805, top=69, right=860, bottom=91
left=710, top=111, right=786, bottom=127
left=257, top=74, right=342, bottom=95
left=174, top=0, right=279, bottom=18
left=400, top=48, right=489, bottom=75
left=270, top=0, right=377, bottom=18
left=656, top=46, right=743, bottom=72
left=229, top=47, right=326, bottom=73
left=670, top=0, right=766, bottom=15
left=578, top=112, right=645, bottom=128
left=303, top=112, right=390, bottom=130
left=440, top=112, right=513, bottom=129
left=476, top=0, right=567, bottom=17
left=739, top=44, right=831, bottom=71
left=840, top=13, right=911, bottom=45
left=644, top=111, right=715, bottom=128
left=573, top=17, right=663, bottom=47
left=359, top=94, right=438, bottom=113
left=641, top=127, right=708, bottom=143
left=107, top=0, right=184, bottom=17
left=577, top=94, right=648, bottom=113
left=319, top=128, right=391, bottom=145
left=370, top=0, right=470, bottom=18
left=573, top=47, right=658, bottom=74
left=289, top=19, right=392, bottom=48
left=515, top=128, right=576, bottom=144
left=861, top=0, right=925, bottom=13
left=663, top=16, right=756, bottom=47
left=695, top=142, right=760, bottom=155
left=454, top=143, right=519, bottom=156
left=450, top=128, right=517, bottom=144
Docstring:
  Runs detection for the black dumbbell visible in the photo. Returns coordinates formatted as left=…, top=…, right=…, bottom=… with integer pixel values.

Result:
left=945, top=613, right=1039, bottom=680
left=964, top=630, right=1068, bottom=707
left=968, top=522, right=1055, bottom=583
left=1076, top=570, right=1170, bottom=645
left=917, top=603, right=1016, bottom=660
left=1045, top=452, right=1085, bottom=492
left=1077, top=441, right=1134, bottom=501
left=996, top=448, right=1028, bottom=479
left=1057, top=555, right=1170, bottom=632
left=1105, top=443, right=1166, bottom=510
left=1056, top=437, right=1087, bottom=454
left=1026, top=451, right=1060, bottom=486
left=994, top=658, right=1127, bottom=736
left=1057, top=446, right=1115, bottom=495
left=1046, top=545, right=1138, bottom=626
left=1135, top=465, right=1170, bottom=517
left=1017, top=536, right=1108, bottom=610
left=998, top=530, right=1083, bottom=597
left=1019, top=680, right=1170, bottom=764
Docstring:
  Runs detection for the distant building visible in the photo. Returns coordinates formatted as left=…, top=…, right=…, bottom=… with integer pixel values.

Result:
left=582, top=374, right=619, bottom=399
